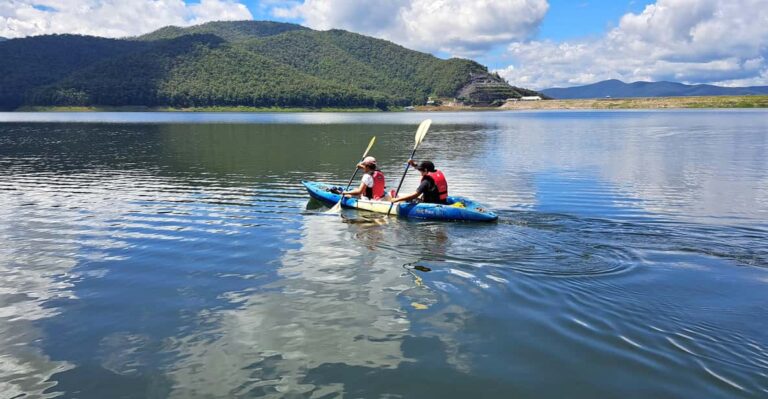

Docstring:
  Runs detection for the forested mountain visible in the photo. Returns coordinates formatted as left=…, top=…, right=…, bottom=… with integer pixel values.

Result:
left=542, top=79, right=768, bottom=99
left=0, top=21, right=539, bottom=110
left=0, top=35, right=150, bottom=107
left=137, top=20, right=309, bottom=42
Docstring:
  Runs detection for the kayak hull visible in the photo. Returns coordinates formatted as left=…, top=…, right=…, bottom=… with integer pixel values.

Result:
left=303, top=181, right=498, bottom=222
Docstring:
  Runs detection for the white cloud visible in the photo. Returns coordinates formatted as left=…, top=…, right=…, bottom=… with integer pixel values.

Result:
left=272, top=0, right=548, bottom=57
left=499, top=0, right=768, bottom=89
left=0, top=0, right=253, bottom=39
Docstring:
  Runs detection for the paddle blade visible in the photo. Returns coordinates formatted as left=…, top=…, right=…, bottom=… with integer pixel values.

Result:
left=325, top=198, right=343, bottom=214
left=414, top=119, right=432, bottom=149
left=363, top=136, right=376, bottom=158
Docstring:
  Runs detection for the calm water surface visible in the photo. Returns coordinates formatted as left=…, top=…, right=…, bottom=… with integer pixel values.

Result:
left=1, top=110, right=767, bottom=398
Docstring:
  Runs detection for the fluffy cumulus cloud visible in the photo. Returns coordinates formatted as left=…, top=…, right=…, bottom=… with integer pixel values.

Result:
left=499, top=0, right=768, bottom=89
left=272, top=0, right=549, bottom=57
left=0, top=0, right=253, bottom=38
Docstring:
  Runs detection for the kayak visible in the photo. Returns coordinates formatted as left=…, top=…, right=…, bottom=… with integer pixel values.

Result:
left=303, top=181, right=498, bottom=222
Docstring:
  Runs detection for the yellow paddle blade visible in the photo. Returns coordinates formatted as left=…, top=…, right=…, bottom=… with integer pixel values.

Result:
left=363, top=136, right=376, bottom=158
left=414, top=119, right=431, bottom=149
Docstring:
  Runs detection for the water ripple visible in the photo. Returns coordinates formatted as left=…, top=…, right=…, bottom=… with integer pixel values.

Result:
left=2, top=115, right=767, bottom=398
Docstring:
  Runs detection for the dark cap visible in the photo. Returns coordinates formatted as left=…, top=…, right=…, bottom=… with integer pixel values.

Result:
left=416, top=161, right=435, bottom=172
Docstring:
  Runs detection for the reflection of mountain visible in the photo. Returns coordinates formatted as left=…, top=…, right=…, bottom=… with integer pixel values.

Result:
left=157, top=123, right=408, bottom=180
left=10, top=112, right=760, bottom=222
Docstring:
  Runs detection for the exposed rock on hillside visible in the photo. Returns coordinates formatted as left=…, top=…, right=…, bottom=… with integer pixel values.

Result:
left=455, top=72, right=544, bottom=105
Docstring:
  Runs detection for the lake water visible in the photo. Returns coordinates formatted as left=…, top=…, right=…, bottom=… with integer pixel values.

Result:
left=1, top=110, right=767, bottom=398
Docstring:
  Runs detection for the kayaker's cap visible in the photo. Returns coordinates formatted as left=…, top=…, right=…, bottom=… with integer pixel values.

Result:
left=362, top=156, right=377, bottom=166
left=416, top=161, right=435, bottom=172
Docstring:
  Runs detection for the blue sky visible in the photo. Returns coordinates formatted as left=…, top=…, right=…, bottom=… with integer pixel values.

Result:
left=537, top=0, right=657, bottom=41
left=2, top=0, right=766, bottom=88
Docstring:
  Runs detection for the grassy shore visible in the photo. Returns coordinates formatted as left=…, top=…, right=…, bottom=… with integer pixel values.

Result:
left=496, top=95, right=768, bottom=110
left=10, top=95, right=768, bottom=112
left=13, top=105, right=385, bottom=112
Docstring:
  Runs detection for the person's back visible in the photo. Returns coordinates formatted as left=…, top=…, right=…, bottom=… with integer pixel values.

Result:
left=420, top=168, right=448, bottom=204
left=366, top=168, right=386, bottom=200
left=390, top=160, right=448, bottom=205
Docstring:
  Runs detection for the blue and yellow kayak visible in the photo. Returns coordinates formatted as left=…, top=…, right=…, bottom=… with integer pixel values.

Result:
left=303, top=181, right=498, bottom=222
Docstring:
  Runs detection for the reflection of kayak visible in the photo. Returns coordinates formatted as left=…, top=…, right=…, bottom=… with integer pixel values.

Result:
left=303, top=181, right=498, bottom=222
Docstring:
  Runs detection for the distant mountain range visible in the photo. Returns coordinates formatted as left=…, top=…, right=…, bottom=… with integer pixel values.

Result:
left=541, top=79, right=768, bottom=99
left=0, top=21, right=539, bottom=110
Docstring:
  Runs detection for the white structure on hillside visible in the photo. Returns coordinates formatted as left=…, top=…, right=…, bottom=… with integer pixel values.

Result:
left=520, top=96, right=542, bottom=101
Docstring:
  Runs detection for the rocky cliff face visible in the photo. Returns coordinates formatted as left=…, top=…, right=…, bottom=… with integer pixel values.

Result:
left=455, top=72, right=544, bottom=105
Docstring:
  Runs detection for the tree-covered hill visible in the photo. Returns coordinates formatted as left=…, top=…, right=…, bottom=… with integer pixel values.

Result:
left=0, top=35, right=150, bottom=108
left=136, top=20, right=308, bottom=42
left=0, top=20, right=541, bottom=110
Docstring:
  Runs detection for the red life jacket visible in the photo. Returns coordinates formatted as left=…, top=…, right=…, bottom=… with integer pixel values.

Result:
left=423, top=170, right=448, bottom=202
left=365, top=170, right=386, bottom=199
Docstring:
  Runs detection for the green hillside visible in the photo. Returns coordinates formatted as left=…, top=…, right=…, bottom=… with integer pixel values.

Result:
left=136, top=20, right=308, bottom=42
left=0, top=34, right=149, bottom=108
left=0, top=20, right=540, bottom=110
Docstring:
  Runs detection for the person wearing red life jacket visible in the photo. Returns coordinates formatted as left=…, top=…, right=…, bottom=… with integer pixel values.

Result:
left=342, top=156, right=387, bottom=200
left=390, top=160, right=448, bottom=204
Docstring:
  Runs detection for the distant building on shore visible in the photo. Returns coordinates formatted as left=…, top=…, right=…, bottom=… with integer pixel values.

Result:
left=520, top=96, right=542, bottom=101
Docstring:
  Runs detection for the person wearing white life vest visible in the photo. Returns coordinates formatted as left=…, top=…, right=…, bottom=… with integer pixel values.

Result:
left=342, top=156, right=387, bottom=200
left=390, top=160, right=448, bottom=204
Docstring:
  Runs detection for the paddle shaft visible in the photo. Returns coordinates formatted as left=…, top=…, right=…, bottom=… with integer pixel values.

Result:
left=344, top=166, right=362, bottom=192
left=330, top=136, right=375, bottom=212
left=386, top=147, right=419, bottom=215
left=393, top=148, right=418, bottom=197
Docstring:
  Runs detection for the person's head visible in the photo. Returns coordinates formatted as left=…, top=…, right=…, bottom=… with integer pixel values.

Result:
left=416, top=160, right=435, bottom=174
left=361, top=156, right=377, bottom=171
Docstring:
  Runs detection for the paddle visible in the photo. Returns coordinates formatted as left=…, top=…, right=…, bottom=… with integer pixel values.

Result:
left=326, top=136, right=376, bottom=213
left=386, top=119, right=432, bottom=216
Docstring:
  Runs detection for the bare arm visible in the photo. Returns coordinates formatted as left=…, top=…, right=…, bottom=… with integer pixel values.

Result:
left=343, top=181, right=367, bottom=197
left=390, top=191, right=421, bottom=203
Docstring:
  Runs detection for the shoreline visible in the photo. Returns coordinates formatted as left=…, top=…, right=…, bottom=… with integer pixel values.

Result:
left=496, top=95, right=768, bottom=110
left=11, top=105, right=386, bottom=113
left=6, top=95, right=768, bottom=112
